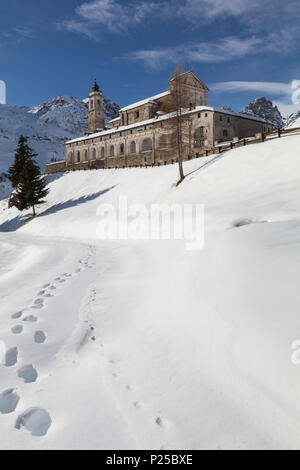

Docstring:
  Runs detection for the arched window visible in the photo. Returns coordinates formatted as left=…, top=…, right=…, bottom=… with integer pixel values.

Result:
left=92, top=148, right=96, bottom=160
left=119, top=143, right=125, bottom=155
left=84, top=150, right=88, bottom=161
left=76, top=151, right=80, bottom=163
left=68, top=152, right=73, bottom=164
left=130, top=141, right=136, bottom=154
left=109, top=145, right=115, bottom=157
left=159, top=134, right=168, bottom=149
left=194, top=127, right=205, bottom=139
left=140, top=138, right=152, bottom=152
left=101, top=147, right=105, bottom=159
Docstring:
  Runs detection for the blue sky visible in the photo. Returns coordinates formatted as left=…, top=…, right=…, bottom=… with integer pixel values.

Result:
left=1, top=0, right=300, bottom=116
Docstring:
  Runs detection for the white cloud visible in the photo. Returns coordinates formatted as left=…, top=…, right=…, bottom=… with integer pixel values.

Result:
left=60, top=0, right=169, bottom=37
left=14, top=27, right=33, bottom=38
left=211, top=81, right=293, bottom=96
left=211, top=80, right=300, bottom=118
left=59, top=0, right=300, bottom=40
left=177, top=0, right=258, bottom=21
left=127, top=36, right=276, bottom=68
left=177, top=0, right=300, bottom=30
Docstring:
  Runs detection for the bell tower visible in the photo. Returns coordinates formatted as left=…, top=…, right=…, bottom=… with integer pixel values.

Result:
left=88, top=78, right=105, bottom=133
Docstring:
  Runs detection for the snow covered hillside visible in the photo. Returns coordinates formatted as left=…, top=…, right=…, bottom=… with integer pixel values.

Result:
left=1, top=132, right=300, bottom=449
left=0, top=96, right=119, bottom=174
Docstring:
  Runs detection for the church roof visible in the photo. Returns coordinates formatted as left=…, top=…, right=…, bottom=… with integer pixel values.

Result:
left=170, top=71, right=210, bottom=91
left=120, top=91, right=170, bottom=112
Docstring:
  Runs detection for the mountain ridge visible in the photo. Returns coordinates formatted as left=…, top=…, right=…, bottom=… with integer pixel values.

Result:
left=0, top=95, right=120, bottom=174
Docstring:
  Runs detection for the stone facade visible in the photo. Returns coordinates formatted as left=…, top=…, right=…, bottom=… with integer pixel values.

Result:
left=45, top=71, right=273, bottom=175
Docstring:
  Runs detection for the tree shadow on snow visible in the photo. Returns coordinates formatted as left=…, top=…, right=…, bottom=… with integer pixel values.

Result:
left=39, top=186, right=115, bottom=217
left=0, top=186, right=116, bottom=232
left=0, top=214, right=33, bottom=233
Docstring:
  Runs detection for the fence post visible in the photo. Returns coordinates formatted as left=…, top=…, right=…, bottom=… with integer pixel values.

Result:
left=243, top=139, right=246, bottom=146
left=262, top=133, right=265, bottom=142
left=278, top=129, right=281, bottom=138
left=230, top=142, right=233, bottom=149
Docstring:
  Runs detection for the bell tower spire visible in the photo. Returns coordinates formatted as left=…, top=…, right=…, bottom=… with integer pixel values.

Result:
left=88, top=78, right=104, bottom=133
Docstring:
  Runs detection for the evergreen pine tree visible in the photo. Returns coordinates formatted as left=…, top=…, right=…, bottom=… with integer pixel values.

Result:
left=16, top=159, right=49, bottom=217
left=8, top=136, right=37, bottom=188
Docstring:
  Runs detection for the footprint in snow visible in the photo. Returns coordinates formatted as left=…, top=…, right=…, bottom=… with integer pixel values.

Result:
left=11, top=311, right=23, bottom=320
left=42, top=284, right=50, bottom=289
left=18, top=364, right=38, bottom=383
left=23, top=315, right=38, bottom=323
left=32, top=299, right=44, bottom=310
left=0, top=389, right=20, bottom=414
left=34, top=331, right=46, bottom=344
left=11, top=325, right=23, bottom=335
left=37, top=290, right=45, bottom=296
left=155, top=417, right=163, bottom=427
left=15, top=408, right=52, bottom=437
left=4, top=347, right=18, bottom=367
left=49, top=286, right=56, bottom=290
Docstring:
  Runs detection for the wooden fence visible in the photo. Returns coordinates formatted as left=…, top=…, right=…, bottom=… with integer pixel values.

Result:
left=199, top=126, right=300, bottom=158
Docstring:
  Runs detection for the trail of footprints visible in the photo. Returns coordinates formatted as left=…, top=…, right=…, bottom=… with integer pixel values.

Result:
left=0, top=246, right=96, bottom=437
left=84, top=281, right=170, bottom=448
left=108, top=355, right=169, bottom=439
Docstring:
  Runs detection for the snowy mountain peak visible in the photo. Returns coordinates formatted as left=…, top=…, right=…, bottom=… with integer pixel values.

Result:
left=0, top=95, right=120, bottom=173
left=29, top=95, right=84, bottom=116
left=241, top=97, right=284, bottom=129
left=285, top=111, right=300, bottom=129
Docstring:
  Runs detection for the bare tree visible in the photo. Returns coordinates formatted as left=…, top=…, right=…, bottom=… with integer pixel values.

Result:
left=171, top=64, right=185, bottom=184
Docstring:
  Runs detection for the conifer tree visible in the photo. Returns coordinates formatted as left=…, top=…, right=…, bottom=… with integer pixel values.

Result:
left=16, top=158, right=49, bottom=217
left=8, top=136, right=37, bottom=188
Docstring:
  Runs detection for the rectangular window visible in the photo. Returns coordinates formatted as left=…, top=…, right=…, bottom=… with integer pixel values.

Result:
left=198, top=113, right=201, bottom=118
left=220, top=116, right=223, bottom=121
